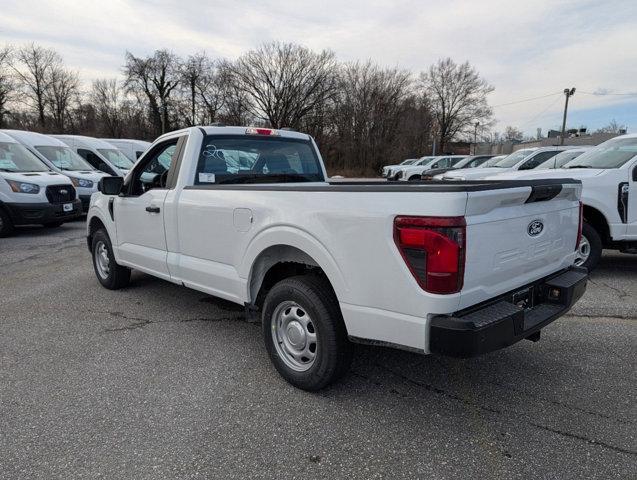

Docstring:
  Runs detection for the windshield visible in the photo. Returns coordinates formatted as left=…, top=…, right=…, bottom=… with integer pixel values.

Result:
left=565, top=137, right=637, bottom=169
left=400, top=159, right=416, bottom=165
left=97, top=148, right=134, bottom=169
left=35, top=145, right=95, bottom=171
left=195, top=135, right=323, bottom=184
left=483, top=156, right=505, bottom=167
left=494, top=149, right=536, bottom=168
left=0, top=142, right=50, bottom=172
left=537, top=150, right=585, bottom=169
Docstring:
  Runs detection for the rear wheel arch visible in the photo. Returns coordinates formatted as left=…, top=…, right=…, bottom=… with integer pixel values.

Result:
left=249, top=245, right=341, bottom=312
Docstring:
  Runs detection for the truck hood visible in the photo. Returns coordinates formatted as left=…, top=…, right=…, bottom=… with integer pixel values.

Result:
left=482, top=168, right=607, bottom=181
left=1, top=171, right=73, bottom=186
left=439, top=167, right=505, bottom=180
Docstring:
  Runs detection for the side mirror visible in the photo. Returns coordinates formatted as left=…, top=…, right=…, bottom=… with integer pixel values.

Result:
left=98, top=176, right=124, bottom=195
left=633, top=165, right=637, bottom=181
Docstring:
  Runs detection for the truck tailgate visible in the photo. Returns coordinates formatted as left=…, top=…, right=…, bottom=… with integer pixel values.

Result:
left=460, top=181, right=581, bottom=310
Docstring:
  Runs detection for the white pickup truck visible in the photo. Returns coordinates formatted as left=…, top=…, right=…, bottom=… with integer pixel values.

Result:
left=483, top=133, right=637, bottom=271
left=86, top=126, right=587, bottom=390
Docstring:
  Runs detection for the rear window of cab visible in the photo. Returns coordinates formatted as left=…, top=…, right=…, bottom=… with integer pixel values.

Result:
left=195, top=135, right=324, bottom=184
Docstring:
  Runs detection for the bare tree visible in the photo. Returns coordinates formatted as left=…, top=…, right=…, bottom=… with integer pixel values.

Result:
left=0, top=45, right=16, bottom=128
left=124, top=50, right=182, bottom=135
left=331, top=61, right=417, bottom=173
left=91, top=78, right=125, bottom=136
left=595, top=119, right=626, bottom=134
left=420, top=58, right=494, bottom=150
left=503, top=125, right=524, bottom=141
left=45, top=65, right=80, bottom=131
left=228, top=42, right=338, bottom=129
left=11, top=44, right=62, bottom=128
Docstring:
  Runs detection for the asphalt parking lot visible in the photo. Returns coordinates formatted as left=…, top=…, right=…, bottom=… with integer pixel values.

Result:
left=1, top=220, right=635, bottom=479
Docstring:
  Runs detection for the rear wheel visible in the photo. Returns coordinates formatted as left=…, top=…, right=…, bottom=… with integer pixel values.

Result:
left=408, top=175, right=420, bottom=181
left=91, top=229, right=131, bottom=289
left=0, top=208, right=14, bottom=237
left=575, top=222, right=602, bottom=272
left=262, top=274, right=352, bottom=391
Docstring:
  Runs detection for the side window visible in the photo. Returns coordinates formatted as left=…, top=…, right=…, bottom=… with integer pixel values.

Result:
left=78, top=148, right=116, bottom=175
left=520, top=151, right=558, bottom=170
left=127, top=138, right=182, bottom=196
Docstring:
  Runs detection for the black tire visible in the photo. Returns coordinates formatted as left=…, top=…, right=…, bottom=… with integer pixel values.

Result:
left=577, top=222, right=602, bottom=272
left=43, top=221, right=63, bottom=228
left=262, top=274, right=352, bottom=391
left=0, top=208, right=14, bottom=237
left=91, top=229, right=131, bottom=289
left=408, top=175, right=420, bottom=181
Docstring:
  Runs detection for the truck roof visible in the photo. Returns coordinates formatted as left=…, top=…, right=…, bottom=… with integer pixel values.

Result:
left=197, top=126, right=312, bottom=141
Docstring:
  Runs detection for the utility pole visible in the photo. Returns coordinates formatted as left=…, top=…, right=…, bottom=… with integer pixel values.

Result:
left=473, top=122, right=479, bottom=153
left=560, top=87, right=576, bottom=145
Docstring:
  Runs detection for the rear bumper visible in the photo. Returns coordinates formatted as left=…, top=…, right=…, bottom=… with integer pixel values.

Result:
left=429, top=266, right=587, bottom=357
left=4, top=200, right=82, bottom=225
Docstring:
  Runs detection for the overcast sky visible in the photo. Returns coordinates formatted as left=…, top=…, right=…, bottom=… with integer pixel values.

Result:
left=2, top=0, right=636, bottom=136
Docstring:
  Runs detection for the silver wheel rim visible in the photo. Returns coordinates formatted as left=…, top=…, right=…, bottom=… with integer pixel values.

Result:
left=271, top=301, right=317, bottom=372
left=94, top=240, right=111, bottom=279
left=574, top=235, right=590, bottom=266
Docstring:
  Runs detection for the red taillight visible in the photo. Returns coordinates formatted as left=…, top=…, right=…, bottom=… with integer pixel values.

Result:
left=246, top=127, right=279, bottom=136
left=575, top=201, right=583, bottom=251
left=394, top=216, right=466, bottom=294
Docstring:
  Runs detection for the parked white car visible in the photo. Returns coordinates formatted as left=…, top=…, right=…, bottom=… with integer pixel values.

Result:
left=0, top=132, right=81, bottom=236
left=3, top=130, right=107, bottom=212
left=52, top=135, right=134, bottom=177
left=381, top=158, right=417, bottom=177
left=483, top=134, right=637, bottom=270
left=104, top=139, right=151, bottom=162
left=436, top=147, right=579, bottom=181
left=420, top=155, right=496, bottom=180
left=398, top=155, right=466, bottom=181
left=86, top=125, right=586, bottom=390
left=535, top=147, right=592, bottom=169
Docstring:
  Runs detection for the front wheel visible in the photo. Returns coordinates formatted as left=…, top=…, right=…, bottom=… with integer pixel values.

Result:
left=575, top=222, right=602, bottom=272
left=262, top=275, right=352, bottom=391
left=91, top=229, right=131, bottom=289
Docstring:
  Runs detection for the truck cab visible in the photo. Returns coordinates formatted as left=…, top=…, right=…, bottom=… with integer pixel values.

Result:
left=52, top=135, right=135, bottom=177
left=0, top=132, right=81, bottom=236
left=3, top=130, right=107, bottom=212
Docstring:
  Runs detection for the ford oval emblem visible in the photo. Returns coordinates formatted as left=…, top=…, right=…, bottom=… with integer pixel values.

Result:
left=60, top=189, right=68, bottom=194
left=528, top=220, right=544, bottom=237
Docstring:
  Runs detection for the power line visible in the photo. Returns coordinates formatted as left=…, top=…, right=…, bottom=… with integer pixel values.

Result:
left=579, top=91, right=637, bottom=97
left=491, top=92, right=562, bottom=108
left=518, top=94, right=564, bottom=128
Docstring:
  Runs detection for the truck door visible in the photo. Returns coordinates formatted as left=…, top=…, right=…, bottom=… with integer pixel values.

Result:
left=114, top=136, right=186, bottom=279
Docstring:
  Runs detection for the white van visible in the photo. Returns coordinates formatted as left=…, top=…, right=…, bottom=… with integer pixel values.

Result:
left=51, top=135, right=134, bottom=177
left=3, top=130, right=107, bottom=212
left=103, top=139, right=151, bottom=162
left=0, top=132, right=81, bottom=236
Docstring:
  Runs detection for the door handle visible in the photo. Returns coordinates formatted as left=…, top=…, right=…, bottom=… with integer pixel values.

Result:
left=145, top=206, right=160, bottom=213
